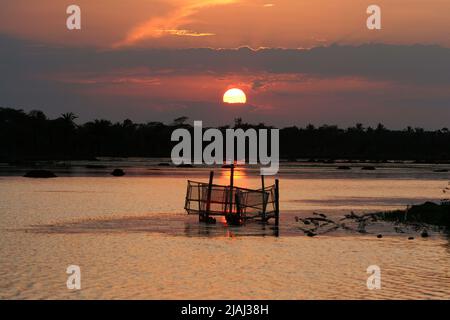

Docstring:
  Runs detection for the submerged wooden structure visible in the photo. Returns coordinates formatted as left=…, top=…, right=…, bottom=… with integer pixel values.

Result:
left=184, top=165, right=279, bottom=226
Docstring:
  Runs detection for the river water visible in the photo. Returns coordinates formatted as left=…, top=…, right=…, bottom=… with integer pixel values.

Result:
left=1, top=160, right=449, bottom=299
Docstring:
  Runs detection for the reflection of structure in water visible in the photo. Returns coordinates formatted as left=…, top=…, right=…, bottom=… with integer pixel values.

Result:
left=183, top=221, right=280, bottom=238
left=184, top=165, right=280, bottom=226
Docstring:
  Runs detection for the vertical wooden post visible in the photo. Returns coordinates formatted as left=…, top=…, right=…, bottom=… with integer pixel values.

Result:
left=261, top=175, right=266, bottom=221
left=205, top=171, right=214, bottom=220
left=235, top=189, right=241, bottom=223
left=274, top=179, right=280, bottom=226
left=229, top=164, right=234, bottom=215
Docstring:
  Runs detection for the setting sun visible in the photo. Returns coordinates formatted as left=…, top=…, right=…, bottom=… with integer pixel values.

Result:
left=223, top=88, right=247, bottom=104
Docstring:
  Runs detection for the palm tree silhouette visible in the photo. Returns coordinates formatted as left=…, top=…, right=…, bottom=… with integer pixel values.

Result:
left=60, top=112, right=78, bottom=126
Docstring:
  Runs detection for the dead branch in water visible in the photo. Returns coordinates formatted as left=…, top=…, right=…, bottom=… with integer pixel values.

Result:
left=295, top=202, right=450, bottom=236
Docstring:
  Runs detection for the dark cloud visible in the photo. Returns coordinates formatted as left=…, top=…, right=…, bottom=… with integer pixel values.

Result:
left=2, top=34, right=450, bottom=83
left=1, top=34, right=450, bottom=127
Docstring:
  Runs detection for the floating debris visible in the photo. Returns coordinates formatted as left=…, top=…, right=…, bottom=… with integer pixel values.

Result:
left=295, top=201, right=450, bottom=237
left=158, top=162, right=171, bottom=167
left=24, top=170, right=57, bottom=178
left=111, top=168, right=125, bottom=176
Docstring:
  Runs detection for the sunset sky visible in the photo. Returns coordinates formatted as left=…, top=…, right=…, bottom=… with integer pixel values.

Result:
left=1, top=0, right=450, bottom=128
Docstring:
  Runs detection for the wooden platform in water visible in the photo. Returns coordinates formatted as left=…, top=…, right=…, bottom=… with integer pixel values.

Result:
left=184, top=166, right=279, bottom=225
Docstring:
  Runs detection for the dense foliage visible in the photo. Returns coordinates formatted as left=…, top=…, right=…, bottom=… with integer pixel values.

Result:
left=1, top=107, right=449, bottom=162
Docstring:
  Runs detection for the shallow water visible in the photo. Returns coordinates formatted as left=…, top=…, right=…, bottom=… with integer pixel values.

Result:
left=0, top=163, right=449, bottom=299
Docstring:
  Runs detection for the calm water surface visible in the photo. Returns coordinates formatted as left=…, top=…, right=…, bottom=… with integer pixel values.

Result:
left=1, top=162, right=449, bottom=299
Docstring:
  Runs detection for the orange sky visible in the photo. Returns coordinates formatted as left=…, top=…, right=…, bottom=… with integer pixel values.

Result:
left=1, top=1, right=450, bottom=128
left=1, top=0, right=450, bottom=48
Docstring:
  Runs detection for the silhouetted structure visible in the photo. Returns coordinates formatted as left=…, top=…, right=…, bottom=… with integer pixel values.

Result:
left=185, top=166, right=280, bottom=226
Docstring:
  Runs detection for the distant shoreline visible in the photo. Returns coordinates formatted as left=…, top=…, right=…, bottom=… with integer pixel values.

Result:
left=3, top=157, right=450, bottom=165
left=2, top=107, right=450, bottom=164
left=1, top=158, right=449, bottom=179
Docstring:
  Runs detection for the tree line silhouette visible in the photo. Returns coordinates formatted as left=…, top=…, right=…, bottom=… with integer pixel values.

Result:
left=1, top=107, right=450, bottom=163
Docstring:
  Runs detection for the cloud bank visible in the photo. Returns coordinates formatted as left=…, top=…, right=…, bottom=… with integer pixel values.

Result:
left=1, top=35, right=449, bottom=128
